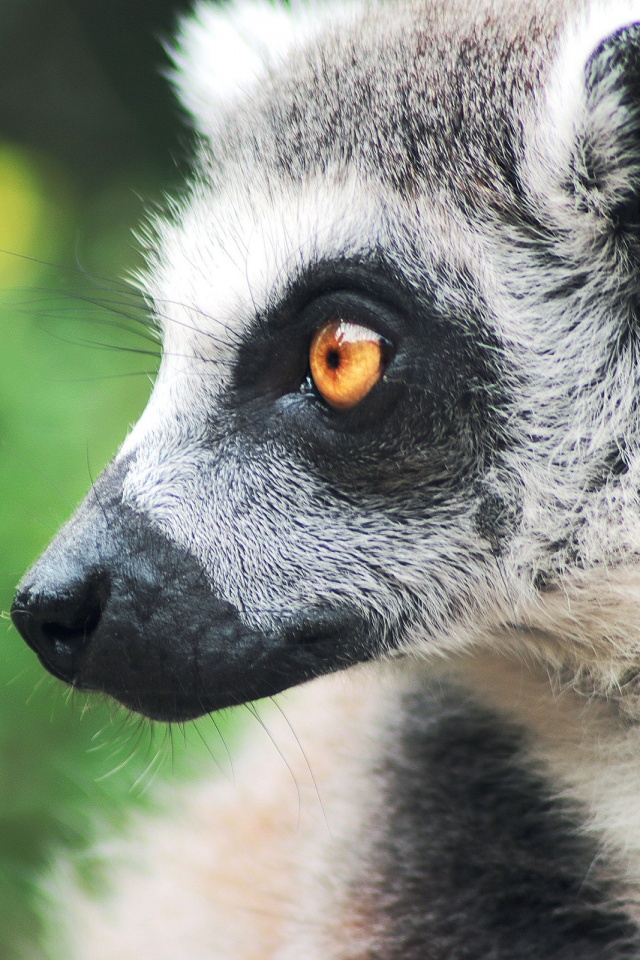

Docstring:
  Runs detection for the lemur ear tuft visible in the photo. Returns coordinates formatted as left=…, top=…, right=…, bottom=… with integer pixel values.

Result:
left=529, top=11, right=640, bottom=235
left=170, top=0, right=355, bottom=132
left=578, top=22, right=640, bottom=224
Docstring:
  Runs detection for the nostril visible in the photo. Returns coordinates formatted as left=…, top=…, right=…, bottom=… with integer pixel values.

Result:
left=41, top=601, right=103, bottom=647
left=11, top=571, right=110, bottom=685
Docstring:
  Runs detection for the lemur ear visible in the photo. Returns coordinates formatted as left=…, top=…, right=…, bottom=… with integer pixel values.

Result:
left=580, top=21, right=640, bottom=225
left=532, top=9, right=640, bottom=232
left=170, top=0, right=351, bottom=130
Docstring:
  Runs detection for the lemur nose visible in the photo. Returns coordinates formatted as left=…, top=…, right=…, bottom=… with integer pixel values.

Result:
left=11, top=570, right=109, bottom=684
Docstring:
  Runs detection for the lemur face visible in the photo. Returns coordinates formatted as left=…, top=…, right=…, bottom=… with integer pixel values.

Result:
left=11, top=0, right=640, bottom=721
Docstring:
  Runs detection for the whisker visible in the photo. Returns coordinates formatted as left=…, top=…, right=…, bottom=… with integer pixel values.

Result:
left=192, top=716, right=234, bottom=782
left=0, top=247, right=149, bottom=294
left=244, top=701, right=302, bottom=828
left=270, top=696, right=331, bottom=836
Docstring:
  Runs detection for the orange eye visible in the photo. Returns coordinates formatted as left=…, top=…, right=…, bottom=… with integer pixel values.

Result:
left=309, top=320, right=388, bottom=411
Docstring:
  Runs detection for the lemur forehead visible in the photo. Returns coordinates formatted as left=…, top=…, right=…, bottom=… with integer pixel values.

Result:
left=178, top=0, right=560, bottom=209
left=143, top=171, right=483, bottom=371
left=173, top=0, right=640, bottom=214
left=145, top=173, right=385, bottom=362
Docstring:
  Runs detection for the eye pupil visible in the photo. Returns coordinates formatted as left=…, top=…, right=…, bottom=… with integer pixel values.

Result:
left=326, top=349, right=341, bottom=370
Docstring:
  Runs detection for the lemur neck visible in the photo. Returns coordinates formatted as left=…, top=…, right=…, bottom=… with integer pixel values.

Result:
left=446, top=652, right=640, bottom=916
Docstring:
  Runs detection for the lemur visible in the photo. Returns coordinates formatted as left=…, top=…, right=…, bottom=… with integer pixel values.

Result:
left=11, top=0, right=640, bottom=955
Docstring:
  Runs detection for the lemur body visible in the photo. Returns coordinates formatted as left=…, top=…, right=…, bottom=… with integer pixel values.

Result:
left=11, top=0, right=640, bottom=955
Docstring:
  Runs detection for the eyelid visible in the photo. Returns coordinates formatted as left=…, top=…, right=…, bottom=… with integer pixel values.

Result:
left=231, top=286, right=399, bottom=409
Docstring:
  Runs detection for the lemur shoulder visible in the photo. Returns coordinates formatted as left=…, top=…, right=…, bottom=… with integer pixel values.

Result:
left=12, top=0, right=640, bottom=957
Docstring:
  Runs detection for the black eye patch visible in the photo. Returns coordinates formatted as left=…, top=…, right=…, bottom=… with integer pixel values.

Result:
left=222, top=256, right=509, bottom=491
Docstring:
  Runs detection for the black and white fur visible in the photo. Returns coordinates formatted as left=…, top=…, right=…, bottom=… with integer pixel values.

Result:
left=12, top=0, right=640, bottom=955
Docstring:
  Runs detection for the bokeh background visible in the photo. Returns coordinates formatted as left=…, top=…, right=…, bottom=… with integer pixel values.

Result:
left=0, top=2, right=240, bottom=955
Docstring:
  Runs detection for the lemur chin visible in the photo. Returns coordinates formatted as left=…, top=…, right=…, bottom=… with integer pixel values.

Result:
left=12, top=0, right=640, bottom=956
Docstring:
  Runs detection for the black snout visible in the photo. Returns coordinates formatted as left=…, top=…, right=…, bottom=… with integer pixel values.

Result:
left=12, top=569, right=109, bottom=685
left=10, top=459, right=372, bottom=722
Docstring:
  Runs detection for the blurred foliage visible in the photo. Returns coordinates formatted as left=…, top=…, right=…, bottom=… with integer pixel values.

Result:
left=0, top=3, right=242, bottom=958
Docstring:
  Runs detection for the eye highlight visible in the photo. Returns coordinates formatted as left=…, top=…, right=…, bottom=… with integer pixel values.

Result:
left=309, top=320, right=390, bottom=411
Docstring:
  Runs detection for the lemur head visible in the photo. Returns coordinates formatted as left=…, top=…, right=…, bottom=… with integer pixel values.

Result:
left=11, top=0, right=640, bottom=721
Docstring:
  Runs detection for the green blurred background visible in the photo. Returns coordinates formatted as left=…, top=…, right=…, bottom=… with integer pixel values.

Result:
left=0, top=2, right=241, bottom=955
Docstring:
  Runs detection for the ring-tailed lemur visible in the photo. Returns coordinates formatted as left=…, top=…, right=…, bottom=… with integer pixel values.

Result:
left=11, top=0, right=640, bottom=956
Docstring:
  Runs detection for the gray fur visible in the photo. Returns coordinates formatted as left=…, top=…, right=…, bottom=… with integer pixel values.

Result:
left=12, top=0, right=640, bottom=955
left=124, top=0, right=640, bottom=695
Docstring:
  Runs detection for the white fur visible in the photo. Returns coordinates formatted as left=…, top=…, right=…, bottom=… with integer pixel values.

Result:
left=170, top=0, right=362, bottom=123
left=51, top=670, right=381, bottom=959
left=119, top=171, right=382, bottom=460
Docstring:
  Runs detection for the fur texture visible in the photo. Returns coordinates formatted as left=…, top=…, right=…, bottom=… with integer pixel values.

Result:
left=12, top=0, right=640, bottom=955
